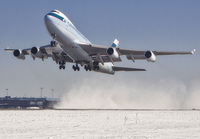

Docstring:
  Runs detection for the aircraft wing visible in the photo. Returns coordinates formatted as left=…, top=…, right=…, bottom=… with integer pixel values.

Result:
left=80, top=43, right=195, bottom=62
left=150, top=50, right=195, bottom=55
left=5, top=44, right=74, bottom=64
left=5, top=47, right=31, bottom=55
left=118, top=48, right=195, bottom=55
left=80, top=43, right=195, bottom=56
left=5, top=45, right=52, bottom=56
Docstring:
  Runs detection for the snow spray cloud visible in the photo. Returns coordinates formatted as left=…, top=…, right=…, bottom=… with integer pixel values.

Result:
left=55, top=74, right=200, bottom=109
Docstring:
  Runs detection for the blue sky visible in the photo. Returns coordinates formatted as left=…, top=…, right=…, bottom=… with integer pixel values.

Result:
left=0, top=0, right=199, bottom=108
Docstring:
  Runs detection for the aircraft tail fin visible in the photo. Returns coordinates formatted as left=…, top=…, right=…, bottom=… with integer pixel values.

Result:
left=112, top=66, right=146, bottom=71
left=111, top=39, right=119, bottom=48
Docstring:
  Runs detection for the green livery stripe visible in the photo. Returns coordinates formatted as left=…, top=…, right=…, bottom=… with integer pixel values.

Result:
left=47, top=13, right=65, bottom=22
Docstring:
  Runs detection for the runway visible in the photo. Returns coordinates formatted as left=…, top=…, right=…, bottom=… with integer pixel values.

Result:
left=0, top=109, right=200, bottom=138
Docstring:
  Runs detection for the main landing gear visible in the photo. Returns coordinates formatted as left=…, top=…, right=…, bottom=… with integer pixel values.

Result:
left=59, top=61, right=65, bottom=70
left=72, top=64, right=80, bottom=71
left=59, top=61, right=100, bottom=71
left=93, top=61, right=99, bottom=70
left=72, top=63, right=92, bottom=72
left=84, top=65, right=91, bottom=71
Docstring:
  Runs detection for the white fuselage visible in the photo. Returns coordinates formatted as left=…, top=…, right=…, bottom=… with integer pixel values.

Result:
left=44, top=10, right=92, bottom=63
left=44, top=10, right=115, bottom=74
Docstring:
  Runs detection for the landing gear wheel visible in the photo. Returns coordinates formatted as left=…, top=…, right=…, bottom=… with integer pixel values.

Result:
left=93, top=61, right=99, bottom=66
left=93, top=66, right=99, bottom=70
left=93, top=61, right=99, bottom=71
left=51, top=41, right=56, bottom=47
left=84, top=65, right=91, bottom=71
left=72, top=64, right=80, bottom=71
left=72, top=65, right=76, bottom=71
left=59, top=65, right=65, bottom=70
left=59, top=60, right=66, bottom=70
left=84, top=65, right=88, bottom=71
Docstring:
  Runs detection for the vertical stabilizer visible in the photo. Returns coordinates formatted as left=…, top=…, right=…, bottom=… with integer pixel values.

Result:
left=111, top=39, right=119, bottom=48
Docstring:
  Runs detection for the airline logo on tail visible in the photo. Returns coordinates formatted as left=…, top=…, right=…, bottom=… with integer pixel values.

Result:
left=111, top=39, right=119, bottom=48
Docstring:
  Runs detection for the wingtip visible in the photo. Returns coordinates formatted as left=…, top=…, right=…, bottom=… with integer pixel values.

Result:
left=5, top=46, right=10, bottom=50
left=191, top=49, right=196, bottom=54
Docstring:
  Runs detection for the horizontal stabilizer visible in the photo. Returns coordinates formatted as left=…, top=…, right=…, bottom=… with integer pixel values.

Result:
left=112, top=66, right=146, bottom=71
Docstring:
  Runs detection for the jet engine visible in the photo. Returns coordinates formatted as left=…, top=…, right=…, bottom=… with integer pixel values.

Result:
left=144, top=51, right=156, bottom=62
left=13, top=49, right=25, bottom=60
left=106, top=47, right=119, bottom=59
left=92, top=63, right=115, bottom=75
left=31, top=47, right=43, bottom=58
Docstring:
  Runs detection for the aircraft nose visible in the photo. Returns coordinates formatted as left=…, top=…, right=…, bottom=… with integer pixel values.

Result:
left=44, top=14, right=57, bottom=37
left=44, top=14, right=55, bottom=29
left=44, top=14, right=52, bottom=23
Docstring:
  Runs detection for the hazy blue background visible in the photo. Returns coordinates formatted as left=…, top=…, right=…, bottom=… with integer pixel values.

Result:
left=0, top=0, right=199, bottom=108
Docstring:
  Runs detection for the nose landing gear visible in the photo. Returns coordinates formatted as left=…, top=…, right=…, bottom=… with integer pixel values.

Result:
left=51, top=41, right=56, bottom=47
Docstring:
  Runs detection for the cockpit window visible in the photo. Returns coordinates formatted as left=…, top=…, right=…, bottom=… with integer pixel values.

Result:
left=47, top=12, right=65, bottom=22
left=51, top=10, right=59, bottom=14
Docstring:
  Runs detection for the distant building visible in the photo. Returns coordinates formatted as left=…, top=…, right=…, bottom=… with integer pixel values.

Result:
left=0, top=96, right=60, bottom=109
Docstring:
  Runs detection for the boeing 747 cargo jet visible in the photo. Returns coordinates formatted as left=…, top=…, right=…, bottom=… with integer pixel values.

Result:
left=5, top=10, right=195, bottom=75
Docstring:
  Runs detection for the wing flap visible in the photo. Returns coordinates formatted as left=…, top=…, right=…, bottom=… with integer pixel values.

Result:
left=92, top=55, right=122, bottom=63
left=112, top=66, right=146, bottom=71
left=79, top=43, right=108, bottom=56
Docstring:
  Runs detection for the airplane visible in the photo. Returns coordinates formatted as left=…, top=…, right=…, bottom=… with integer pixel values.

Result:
left=5, top=9, right=195, bottom=75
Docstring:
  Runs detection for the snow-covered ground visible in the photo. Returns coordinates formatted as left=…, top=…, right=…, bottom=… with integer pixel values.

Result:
left=0, top=110, right=200, bottom=139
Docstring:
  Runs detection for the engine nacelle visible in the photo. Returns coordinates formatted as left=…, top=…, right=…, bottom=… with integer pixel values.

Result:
left=13, top=49, right=25, bottom=60
left=144, top=51, right=156, bottom=62
left=106, top=47, right=119, bottom=59
left=92, top=63, right=115, bottom=75
left=31, top=47, right=43, bottom=58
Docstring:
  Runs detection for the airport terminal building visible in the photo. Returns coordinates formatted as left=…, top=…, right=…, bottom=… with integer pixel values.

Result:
left=0, top=96, right=60, bottom=109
